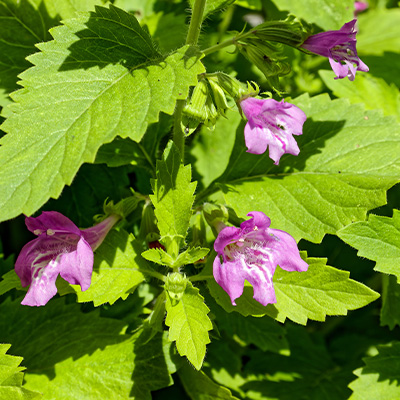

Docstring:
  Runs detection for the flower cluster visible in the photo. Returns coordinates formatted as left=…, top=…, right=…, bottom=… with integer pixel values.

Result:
left=15, top=211, right=119, bottom=306
left=213, top=212, right=308, bottom=306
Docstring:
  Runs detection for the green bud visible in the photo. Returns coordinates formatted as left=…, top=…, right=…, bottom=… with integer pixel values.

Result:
left=94, top=191, right=141, bottom=222
left=139, top=201, right=159, bottom=241
left=165, top=272, right=188, bottom=303
left=203, top=203, right=230, bottom=236
left=183, top=79, right=209, bottom=121
left=207, top=78, right=230, bottom=117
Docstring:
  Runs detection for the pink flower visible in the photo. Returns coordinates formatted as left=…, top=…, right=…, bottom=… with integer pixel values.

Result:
left=213, top=212, right=308, bottom=306
left=15, top=211, right=119, bottom=306
left=301, top=19, right=368, bottom=81
left=240, top=97, right=306, bottom=165
left=354, top=1, right=368, bottom=15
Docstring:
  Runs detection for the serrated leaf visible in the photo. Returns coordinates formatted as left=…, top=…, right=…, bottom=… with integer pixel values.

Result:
left=337, top=210, right=400, bottom=279
left=357, top=9, right=400, bottom=56
left=0, top=344, right=41, bottom=399
left=150, top=142, right=197, bottom=255
left=381, top=275, right=400, bottom=330
left=208, top=254, right=379, bottom=324
left=142, top=246, right=209, bottom=268
left=142, top=248, right=175, bottom=266
left=0, top=298, right=180, bottom=400
left=178, top=363, right=240, bottom=400
left=349, top=342, right=400, bottom=400
left=0, top=4, right=204, bottom=222
left=270, top=0, right=353, bottom=30
left=165, top=282, right=212, bottom=370
left=319, top=71, right=400, bottom=122
left=209, top=94, right=400, bottom=243
left=58, top=229, right=148, bottom=306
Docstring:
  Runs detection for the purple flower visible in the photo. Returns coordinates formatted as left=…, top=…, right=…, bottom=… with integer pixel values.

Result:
left=240, top=97, right=306, bottom=165
left=301, top=19, right=368, bottom=81
left=354, top=1, right=368, bottom=14
left=15, top=211, right=119, bottom=306
left=213, top=212, right=308, bottom=306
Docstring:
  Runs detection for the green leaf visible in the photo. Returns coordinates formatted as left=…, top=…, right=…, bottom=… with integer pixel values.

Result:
left=151, top=142, right=197, bottom=256
left=349, top=342, right=400, bottom=400
left=165, top=282, right=212, bottom=370
left=0, top=270, right=23, bottom=296
left=269, top=0, right=354, bottom=30
left=0, top=4, right=204, bottom=223
left=319, top=71, right=400, bottom=122
left=337, top=210, right=400, bottom=279
left=213, top=94, right=400, bottom=243
left=0, top=344, right=41, bottom=399
left=142, top=246, right=209, bottom=268
left=0, top=298, right=180, bottom=400
left=381, top=275, right=400, bottom=330
left=178, top=363, right=240, bottom=400
left=243, top=325, right=353, bottom=400
left=209, top=255, right=379, bottom=324
left=58, top=229, right=148, bottom=306
left=357, top=9, right=400, bottom=56
left=188, top=0, right=235, bottom=21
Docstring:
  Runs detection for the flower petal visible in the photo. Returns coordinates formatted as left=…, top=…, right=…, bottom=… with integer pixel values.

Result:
left=244, top=124, right=269, bottom=154
left=214, top=226, right=242, bottom=255
left=82, top=214, right=119, bottom=251
left=25, top=211, right=81, bottom=236
left=241, top=211, right=271, bottom=232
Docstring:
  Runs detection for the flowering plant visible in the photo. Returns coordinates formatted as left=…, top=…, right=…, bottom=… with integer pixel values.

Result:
left=0, top=1, right=398, bottom=399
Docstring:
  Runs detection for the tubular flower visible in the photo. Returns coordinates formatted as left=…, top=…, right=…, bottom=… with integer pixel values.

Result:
left=15, top=211, right=119, bottom=306
left=213, top=212, right=308, bottom=306
left=240, top=97, right=306, bottom=165
left=300, top=19, right=368, bottom=81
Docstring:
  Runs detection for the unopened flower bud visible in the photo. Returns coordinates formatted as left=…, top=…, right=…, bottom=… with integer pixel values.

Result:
left=165, top=272, right=187, bottom=303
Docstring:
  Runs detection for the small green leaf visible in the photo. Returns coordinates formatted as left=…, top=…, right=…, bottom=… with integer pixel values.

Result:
left=150, top=142, right=197, bottom=256
left=338, top=210, right=400, bottom=279
left=0, top=4, right=204, bottom=222
left=60, top=229, right=148, bottom=306
left=381, top=275, right=400, bottom=330
left=178, top=363, right=240, bottom=400
left=0, top=344, right=42, bottom=399
left=165, top=282, right=212, bottom=370
left=142, top=248, right=175, bottom=266
left=209, top=255, right=379, bottom=324
left=349, top=342, right=400, bottom=400
left=142, top=246, right=209, bottom=268
left=0, top=270, right=23, bottom=296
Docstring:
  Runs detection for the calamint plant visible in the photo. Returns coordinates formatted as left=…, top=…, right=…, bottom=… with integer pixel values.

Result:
left=0, top=0, right=398, bottom=399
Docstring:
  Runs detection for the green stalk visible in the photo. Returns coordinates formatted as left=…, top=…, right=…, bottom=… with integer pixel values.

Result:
left=173, top=0, right=207, bottom=161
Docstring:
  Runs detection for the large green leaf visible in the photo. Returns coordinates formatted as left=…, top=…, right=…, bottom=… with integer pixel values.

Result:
left=349, top=342, right=400, bottom=400
left=151, top=142, right=197, bottom=255
left=165, top=282, right=212, bottom=370
left=58, top=229, right=149, bottom=306
left=0, top=4, right=204, bottom=223
left=0, top=344, right=41, bottom=400
left=337, top=210, right=400, bottom=279
left=208, top=255, right=379, bottom=324
left=210, top=94, right=400, bottom=243
left=0, top=298, right=180, bottom=400
left=319, top=71, right=400, bottom=122
left=178, top=363, right=239, bottom=400
left=269, top=0, right=354, bottom=30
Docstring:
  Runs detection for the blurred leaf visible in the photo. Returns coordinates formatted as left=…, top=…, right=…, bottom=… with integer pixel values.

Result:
left=0, top=270, right=23, bottom=296
left=357, top=9, right=400, bottom=56
left=0, top=4, right=204, bottom=223
left=269, top=0, right=354, bottom=30
left=188, top=0, right=235, bottom=21
left=209, top=255, right=379, bottom=324
left=165, top=282, right=212, bottom=370
left=151, top=142, right=197, bottom=255
left=381, top=275, right=400, bottom=330
left=338, top=210, right=400, bottom=279
left=178, top=363, right=239, bottom=400
left=320, top=71, right=400, bottom=122
left=58, top=229, right=148, bottom=306
left=212, top=94, right=400, bottom=243
left=0, top=344, right=41, bottom=399
left=349, top=342, right=400, bottom=400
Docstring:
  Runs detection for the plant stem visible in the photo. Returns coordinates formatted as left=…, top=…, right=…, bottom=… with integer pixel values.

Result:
left=173, top=0, right=207, bottom=161
left=202, top=30, right=254, bottom=56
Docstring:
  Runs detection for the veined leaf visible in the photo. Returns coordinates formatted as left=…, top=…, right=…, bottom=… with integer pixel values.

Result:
left=165, top=282, right=212, bottom=370
left=178, top=363, right=240, bottom=400
left=142, top=246, right=209, bottom=268
left=58, top=229, right=149, bottom=306
left=151, top=142, right=197, bottom=256
left=337, top=210, right=400, bottom=279
left=0, top=4, right=204, bottom=222
left=209, top=255, right=379, bottom=324
left=0, top=344, right=41, bottom=399
left=349, top=342, right=400, bottom=400
left=211, top=94, right=400, bottom=243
